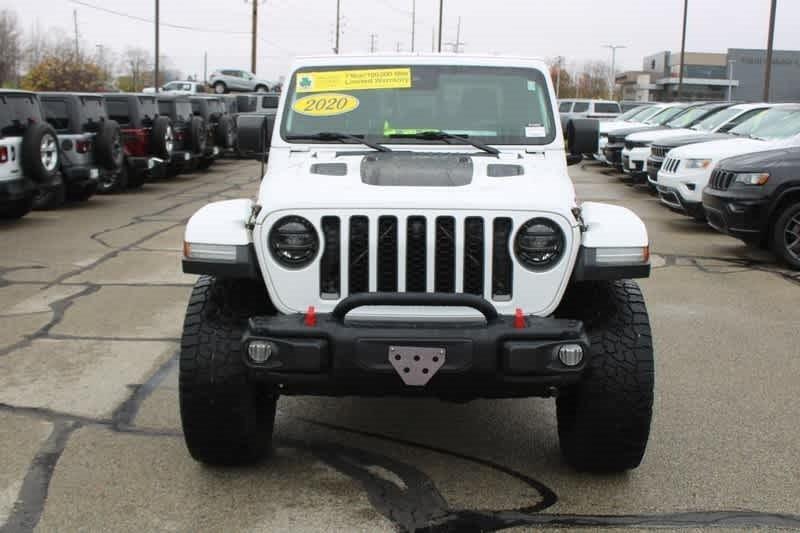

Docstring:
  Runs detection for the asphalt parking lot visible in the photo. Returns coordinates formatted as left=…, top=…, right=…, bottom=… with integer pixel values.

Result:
left=1, top=159, right=799, bottom=532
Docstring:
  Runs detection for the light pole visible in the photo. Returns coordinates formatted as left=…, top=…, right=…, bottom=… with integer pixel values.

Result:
left=437, top=0, right=443, bottom=52
left=334, top=0, right=341, bottom=54
left=763, top=0, right=777, bottom=101
left=602, top=44, right=626, bottom=99
left=677, top=0, right=688, bottom=100
left=154, top=0, right=159, bottom=91
left=555, top=56, right=564, bottom=98
left=728, top=59, right=736, bottom=101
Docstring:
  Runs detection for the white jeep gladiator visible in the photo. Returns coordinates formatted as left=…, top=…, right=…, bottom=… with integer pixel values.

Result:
left=179, top=55, right=654, bottom=473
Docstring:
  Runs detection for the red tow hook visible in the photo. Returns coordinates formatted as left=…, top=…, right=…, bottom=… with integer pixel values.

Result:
left=514, top=308, right=526, bottom=329
left=304, top=306, right=317, bottom=327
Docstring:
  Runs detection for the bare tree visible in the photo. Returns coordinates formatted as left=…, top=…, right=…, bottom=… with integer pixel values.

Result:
left=0, top=9, right=23, bottom=87
left=122, top=47, right=152, bottom=92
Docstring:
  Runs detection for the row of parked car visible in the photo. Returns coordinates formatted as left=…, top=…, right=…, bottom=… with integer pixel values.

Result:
left=585, top=100, right=800, bottom=269
left=0, top=89, right=279, bottom=220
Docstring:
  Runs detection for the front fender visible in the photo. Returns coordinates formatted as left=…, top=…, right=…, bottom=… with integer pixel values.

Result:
left=183, top=199, right=260, bottom=279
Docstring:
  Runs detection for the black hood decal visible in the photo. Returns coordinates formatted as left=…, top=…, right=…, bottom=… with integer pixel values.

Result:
left=361, top=153, right=473, bottom=186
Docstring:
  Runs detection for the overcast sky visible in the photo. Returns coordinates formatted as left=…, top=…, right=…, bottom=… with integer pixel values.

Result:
left=8, top=0, right=800, bottom=81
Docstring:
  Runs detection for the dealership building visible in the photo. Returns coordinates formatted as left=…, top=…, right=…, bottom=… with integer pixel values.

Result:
left=617, top=48, right=800, bottom=102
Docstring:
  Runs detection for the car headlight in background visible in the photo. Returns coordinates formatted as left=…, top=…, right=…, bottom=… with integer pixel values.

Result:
left=269, top=216, right=319, bottom=268
left=733, top=172, right=770, bottom=185
left=684, top=158, right=713, bottom=169
left=514, top=218, right=565, bottom=270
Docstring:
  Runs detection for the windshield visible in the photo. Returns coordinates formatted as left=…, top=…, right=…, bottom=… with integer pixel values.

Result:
left=0, top=94, right=43, bottom=137
left=644, top=106, right=686, bottom=125
left=691, top=107, right=740, bottom=132
left=281, top=64, right=556, bottom=146
left=730, top=107, right=800, bottom=140
left=619, top=106, right=651, bottom=121
left=666, top=106, right=717, bottom=129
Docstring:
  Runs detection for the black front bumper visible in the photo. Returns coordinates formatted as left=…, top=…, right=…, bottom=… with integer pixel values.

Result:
left=658, top=185, right=704, bottom=218
left=242, top=293, right=590, bottom=399
left=647, top=156, right=664, bottom=184
left=703, top=188, right=768, bottom=243
left=0, top=176, right=36, bottom=203
left=603, top=143, right=623, bottom=166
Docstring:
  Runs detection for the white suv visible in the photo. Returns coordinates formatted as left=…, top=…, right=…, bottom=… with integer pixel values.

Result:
left=0, top=90, right=60, bottom=219
left=179, top=54, right=655, bottom=473
left=657, top=105, right=800, bottom=219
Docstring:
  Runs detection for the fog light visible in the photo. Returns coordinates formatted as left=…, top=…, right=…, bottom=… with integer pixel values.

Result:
left=558, top=344, right=584, bottom=367
left=248, top=340, right=273, bottom=363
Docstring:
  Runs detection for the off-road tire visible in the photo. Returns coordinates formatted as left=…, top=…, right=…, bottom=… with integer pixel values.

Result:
left=21, top=123, right=60, bottom=183
left=0, top=196, right=33, bottom=219
left=213, top=81, right=227, bottom=94
left=771, top=203, right=800, bottom=269
left=32, top=182, right=66, bottom=210
left=255, top=85, right=268, bottom=93
left=179, top=276, right=277, bottom=465
left=555, top=280, right=654, bottom=473
left=94, top=120, right=124, bottom=171
left=151, top=117, right=173, bottom=160
left=127, top=164, right=146, bottom=189
left=214, top=115, right=235, bottom=148
left=189, top=116, right=207, bottom=155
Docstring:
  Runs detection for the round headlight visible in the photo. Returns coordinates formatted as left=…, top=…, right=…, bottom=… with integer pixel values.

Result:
left=269, top=216, right=319, bottom=268
left=514, top=218, right=565, bottom=270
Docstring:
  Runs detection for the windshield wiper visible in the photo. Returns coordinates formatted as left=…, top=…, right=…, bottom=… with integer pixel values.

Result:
left=386, top=130, right=500, bottom=155
left=285, top=132, right=391, bottom=152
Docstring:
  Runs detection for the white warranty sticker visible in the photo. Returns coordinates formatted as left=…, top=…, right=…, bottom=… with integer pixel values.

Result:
left=525, top=125, right=546, bottom=137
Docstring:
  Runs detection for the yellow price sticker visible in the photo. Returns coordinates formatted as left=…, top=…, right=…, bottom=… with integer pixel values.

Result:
left=296, top=68, right=411, bottom=93
left=292, top=93, right=360, bottom=117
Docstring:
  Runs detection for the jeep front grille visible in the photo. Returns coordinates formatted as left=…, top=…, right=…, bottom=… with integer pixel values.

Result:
left=709, top=168, right=735, bottom=190
left=662, top=157, right=680, bottom=173
left=651, top=145, right=669, bottom=159
left=318, top=215, right=512, bottom=300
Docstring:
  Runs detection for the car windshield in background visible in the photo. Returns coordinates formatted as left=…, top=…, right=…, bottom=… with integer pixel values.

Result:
left=730, top=108, right=800, bottom=141
left=0, top=94, right=42, bottom=136
left=80, top=97, right=106, bottom=132
left=644, top=106, right=686, bottom=125
left=665, top=106, right=716, bottom=129
left=621, top=105, right=653, bottom=121
left=594, top=103, right=620, bottom=113
left=281, top=65, right=556, bottom=146
left=690, top=107, right=741, bottom=132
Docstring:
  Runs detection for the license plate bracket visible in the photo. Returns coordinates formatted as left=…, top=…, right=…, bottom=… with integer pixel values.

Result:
left=388, top=346, right=446, bottom=386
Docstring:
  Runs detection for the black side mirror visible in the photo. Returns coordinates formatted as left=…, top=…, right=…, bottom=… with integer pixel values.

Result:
left=236, top=113, right=275, bottom=160
left=566, top=118, right=599, bottom=156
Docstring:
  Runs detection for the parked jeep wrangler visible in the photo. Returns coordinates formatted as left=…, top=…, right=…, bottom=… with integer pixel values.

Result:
left=38, top=93, right=123, bottom=203
left=156, top=95, right=205, bottom=177
left=190, top=96, right=233, bottom=169
left=0, top=90, right=60, bottom=219
left=104, top=93, right=173, bottom=189
left=180, top=56, right=654, bottom=473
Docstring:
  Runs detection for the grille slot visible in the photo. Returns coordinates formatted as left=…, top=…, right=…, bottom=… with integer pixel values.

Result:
left=434, top=216, right=456, bottom=293
left=405, top=216, right=427, bottom=292
left=492, top=218, right=514, bottom=301
left=652, top=145, right=668, bottom=158
left=348, top=216, right=369, bottom=294
left=319, top=217, right=341, bottom=299
left=377, top=216, right=398, bottom=291
left=710, top=169, right=735, bottom=190
left=463, top=217, right=485, bottom=295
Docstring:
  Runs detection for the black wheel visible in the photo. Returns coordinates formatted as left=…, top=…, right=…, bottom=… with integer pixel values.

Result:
left=21, top=123, right=60, bottom=184
left=772, top=203, right=800, bottom=270
left=32, top=182, right=66, bottom=210
left=255, top=85, right=268, bottom=93
left=555, top=280, right=654, bottom=473
left=66, top=181, right=97, bottom=202
left=179, top=276, right=277, bottom=465
left=196, top=157, right=214, bottom=171
left=214, top=115, right=235, bottom=148
left=151, top=117, right=174, bottom=160
left=189, top=116, right=207, bottom=155
left=213, top=81, right=227, bottom=94
left=94, top=120, right=124, bottom=172
left=97, top=164, right=129, bottom=194
left=0, top=196, right=33, bottom=219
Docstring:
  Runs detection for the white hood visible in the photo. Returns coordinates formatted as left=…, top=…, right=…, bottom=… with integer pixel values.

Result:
left=669, top=136, right=800, bottom=162
left=257, top=148, right=577, bottom=219
left=600, top=120, right=644, bottom=134
left=627, top=128, right=696, bottom=143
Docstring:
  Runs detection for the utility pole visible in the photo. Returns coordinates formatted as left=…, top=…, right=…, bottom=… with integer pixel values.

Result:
left=369, top=33, right=378, bottom=53
left=410, top=0, right=416, bottom=53
left=204, top=51, right=208, bottom=84
left=437, top=0, right=444, bottom=52
left=445, top=17, right=464, bottom=53
left=396, top=41, right=401, bottom=53
left=555, top=56, right=564, bottom=98
left=154, top=0, right=160, bottom=91
left=431, top=26, right=435, bottom=52
left=728, top=59, right=736, bottom=101
left=334, top=0, right=341, bottom=54
left=250, top=0, right=258, bottom=73
left=763, top=0, right=777, bottom=102
left=602, top=44, right=626, bottom=99
left=73, top=10, right=80, bottom=60
left=677, top=0, right=688, bottom=100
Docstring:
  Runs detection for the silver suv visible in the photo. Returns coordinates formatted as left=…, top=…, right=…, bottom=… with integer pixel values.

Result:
left=208, top=69, right=276, bottom=94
